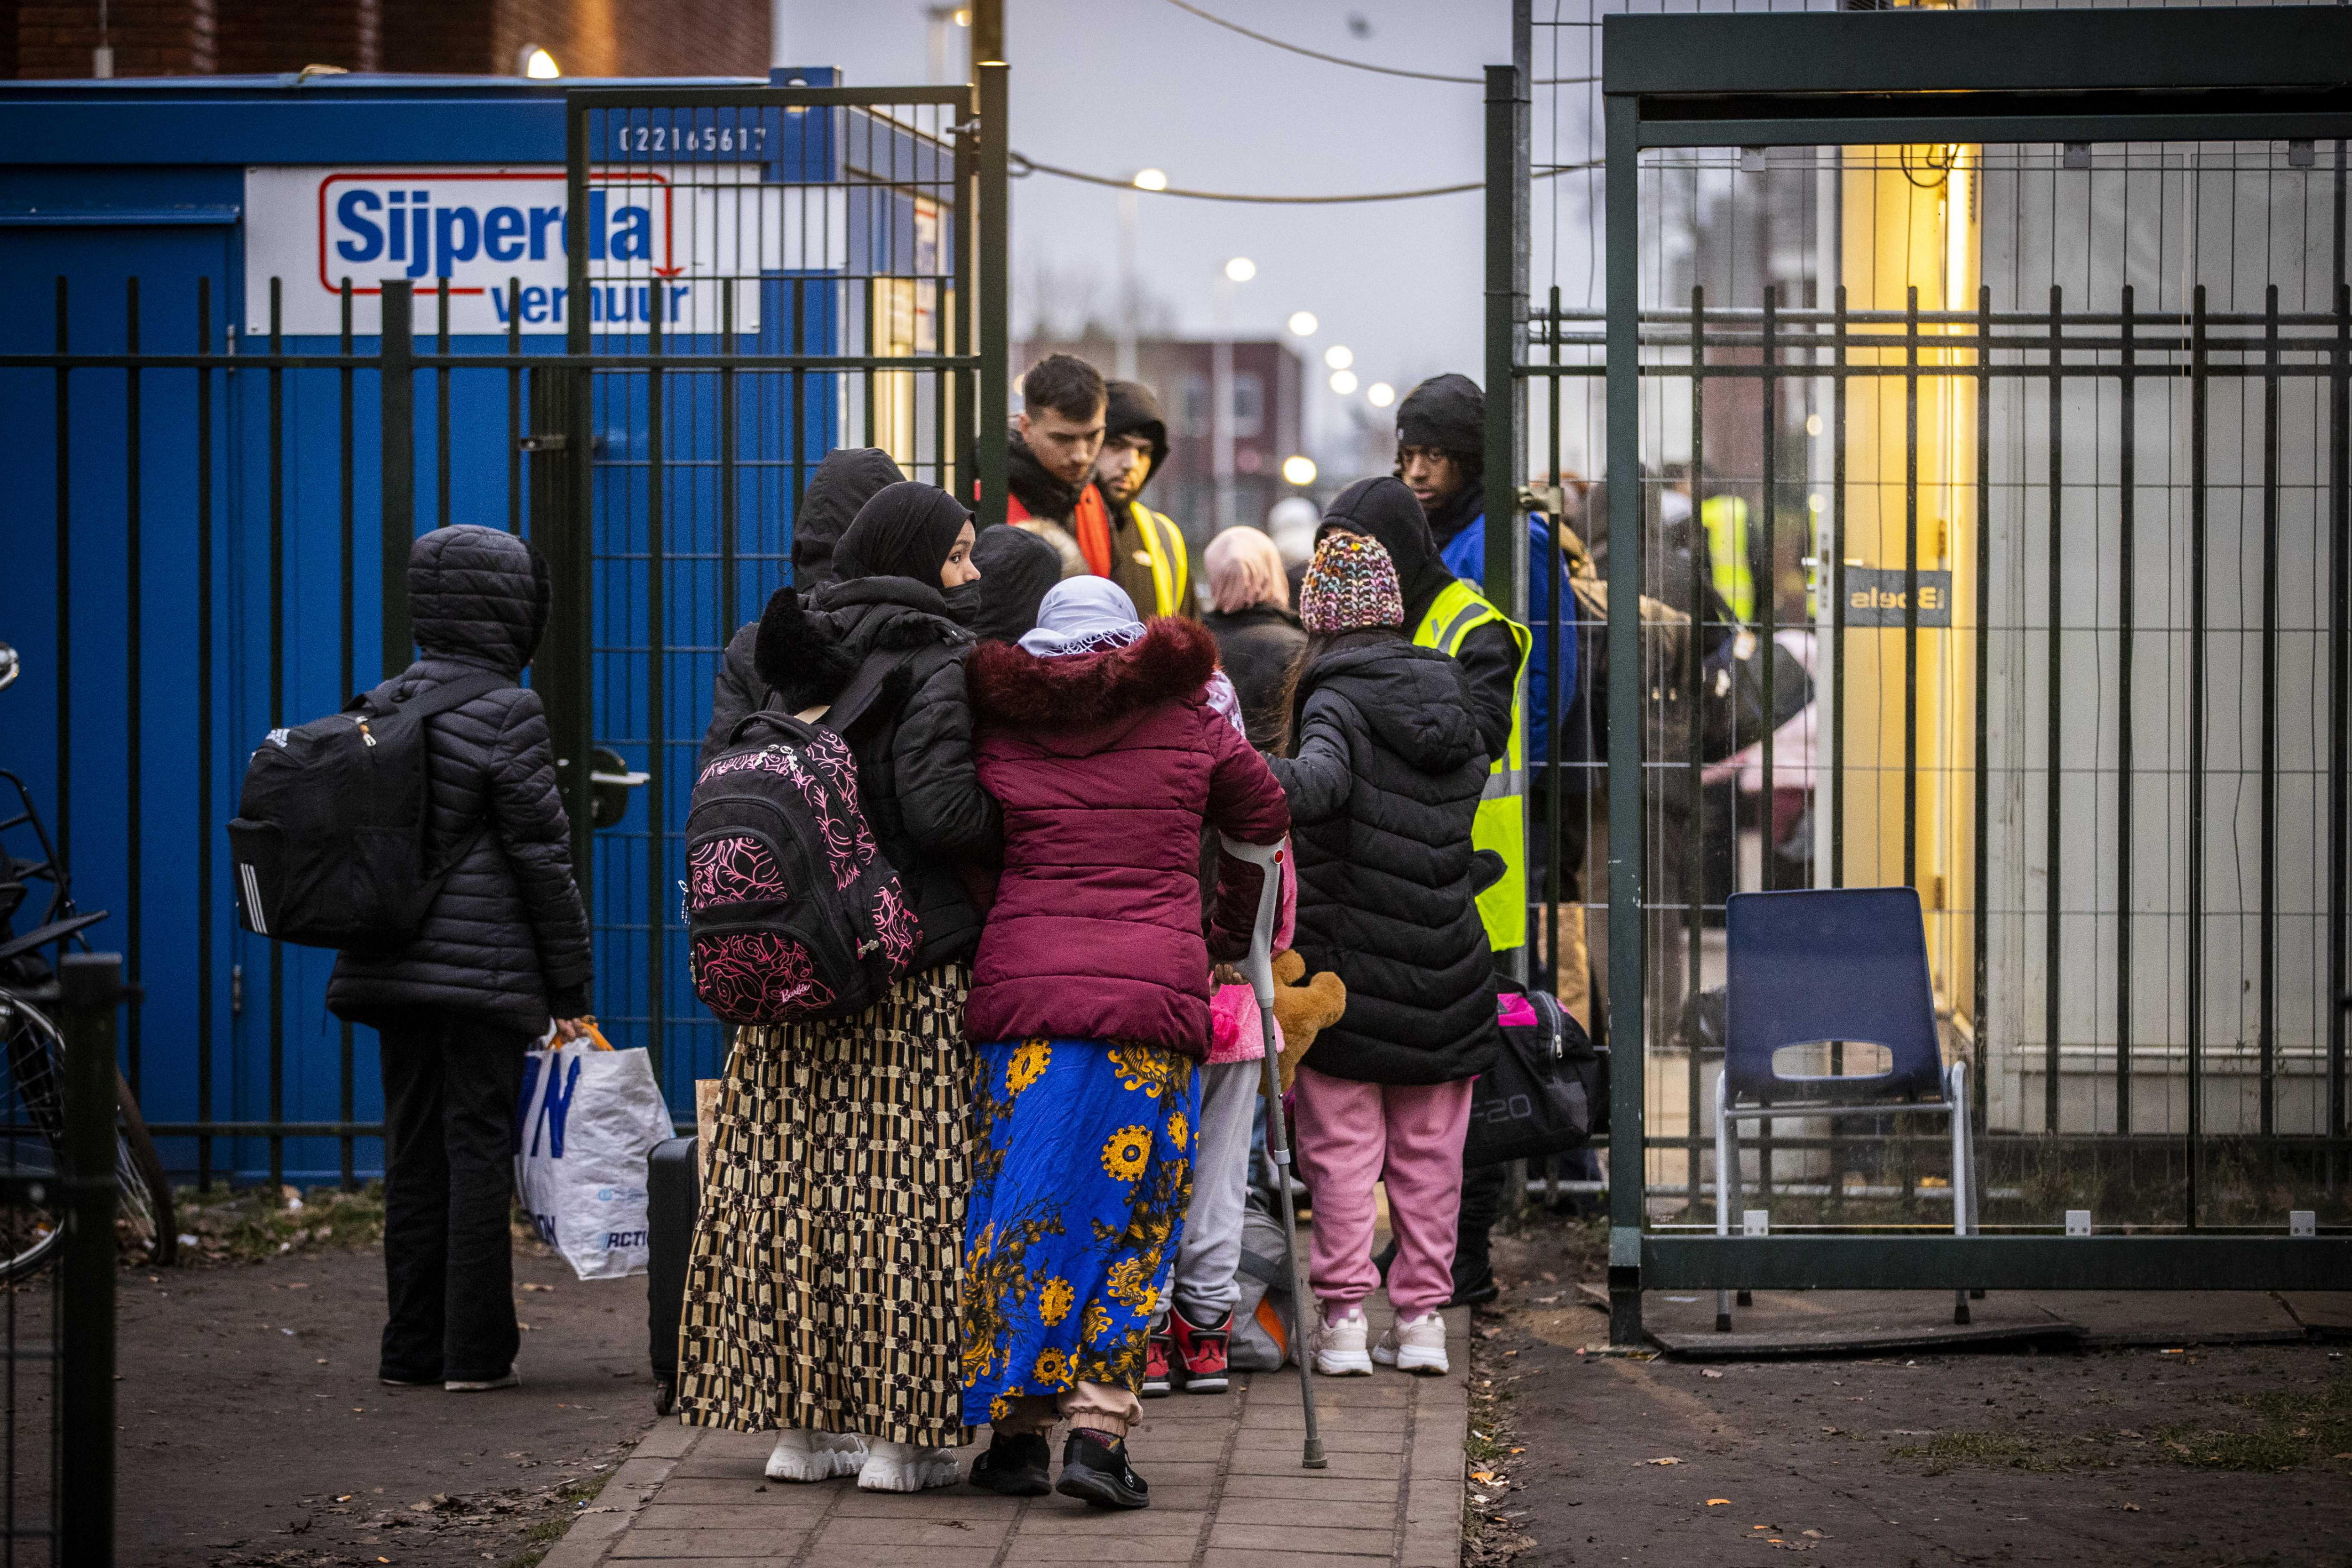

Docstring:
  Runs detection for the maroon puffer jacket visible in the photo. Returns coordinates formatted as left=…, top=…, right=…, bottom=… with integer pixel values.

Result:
left=964, top=618, right=1290, bottom=1058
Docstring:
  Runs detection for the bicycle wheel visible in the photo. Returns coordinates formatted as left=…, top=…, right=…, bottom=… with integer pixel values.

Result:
left=0, top=988, right=175, bottom=1277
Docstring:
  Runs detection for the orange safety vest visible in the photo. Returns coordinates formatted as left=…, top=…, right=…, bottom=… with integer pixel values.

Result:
left=1007, top=485, right=1113, bottom=578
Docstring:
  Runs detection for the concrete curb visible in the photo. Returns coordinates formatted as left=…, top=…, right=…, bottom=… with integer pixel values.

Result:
left=538, top=1417, right=699, bottom=1568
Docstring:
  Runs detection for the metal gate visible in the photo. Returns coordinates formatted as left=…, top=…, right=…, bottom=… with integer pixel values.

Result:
left=543, top=80, right=1002, bottom=1104
left=1488, top=5, right=2352, bottom=1339
left=0, top=71, right=1007, bottom=1182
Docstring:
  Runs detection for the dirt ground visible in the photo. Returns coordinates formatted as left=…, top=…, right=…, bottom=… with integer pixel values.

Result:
left=95, top=1223, right=659, bottom=1567
left=1469, top=1210, right=2352, bottom=1568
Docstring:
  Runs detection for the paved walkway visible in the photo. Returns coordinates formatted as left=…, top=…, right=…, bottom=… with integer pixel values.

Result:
left=544, top=1304, right=1470, bottom=1568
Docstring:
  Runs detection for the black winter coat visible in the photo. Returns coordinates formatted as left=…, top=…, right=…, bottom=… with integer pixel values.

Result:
left=1269, top=634, right=1499, bottom=1085
left=1202, top=604, right=1307, bottom=753
left=747, top=577, right=999, bottom=971
left=328, top=526, right=594, bottom=1037
left=702, top=447, right=906, bottom=761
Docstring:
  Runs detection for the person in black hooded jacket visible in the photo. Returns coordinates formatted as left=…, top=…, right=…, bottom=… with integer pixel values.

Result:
left=969, top=521, right=1062, bottom=643
left=677, top=481, right=999, bottom=1494
left=1267, top=533, right=1498, bottom=1384
left=701, top=447, right=905, bottom=761
left=327, top=524, right=593, bottom=1393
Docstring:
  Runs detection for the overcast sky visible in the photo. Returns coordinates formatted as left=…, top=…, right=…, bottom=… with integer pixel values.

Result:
left=772, top=0, right=1605, bottom=459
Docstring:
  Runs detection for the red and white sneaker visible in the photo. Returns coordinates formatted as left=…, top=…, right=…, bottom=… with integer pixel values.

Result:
left=1170, top=1305, right=1232, bottom=1394
left=1142, top=1316, right=1174, bottom=1397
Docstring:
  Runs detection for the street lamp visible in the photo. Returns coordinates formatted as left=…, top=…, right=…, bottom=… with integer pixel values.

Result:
left=1282, top=455, right=1318, bottom=487
left=1133, top=168, right=1168, bottom=191
left=1366, top=382, right=1396, bottom=408
left=1287, top=310, right=1319, bottom=337
left=1329, top=370, right=1359, bottom=396
left=1213, top=259, right=1256, bottom=530
left=1324, top=345, right=1353, bottom=370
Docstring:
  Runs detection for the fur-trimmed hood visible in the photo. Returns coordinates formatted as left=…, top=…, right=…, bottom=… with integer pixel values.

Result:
left=751, top=577, right=970, bottom=713
left=968, top=617, right=1217, bottom=739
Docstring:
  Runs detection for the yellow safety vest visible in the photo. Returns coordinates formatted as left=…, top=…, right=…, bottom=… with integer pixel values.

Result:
left=1414, top=579, right=1532, bottom=953
left=1127, top=502, right=1191, bottom=617
left=1701, top=494, right=1756, bottom=625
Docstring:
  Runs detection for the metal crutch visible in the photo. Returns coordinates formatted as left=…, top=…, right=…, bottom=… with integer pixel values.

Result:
left=1219, top=834, right=1326, bottom=1470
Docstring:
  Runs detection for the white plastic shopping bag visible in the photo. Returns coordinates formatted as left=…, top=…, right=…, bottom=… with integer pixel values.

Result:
left=513, top=1033, right=675, bottom=1281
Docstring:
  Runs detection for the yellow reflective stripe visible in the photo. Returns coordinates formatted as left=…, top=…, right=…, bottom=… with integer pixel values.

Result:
left=1414, top=581, right=1533, bottom=951
left=1137, top=506, right=1186, bottom=617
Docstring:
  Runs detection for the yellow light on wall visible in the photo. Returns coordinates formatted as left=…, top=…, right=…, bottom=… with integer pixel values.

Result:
left=522, top=47, right=560, bottom=78
left=1281, top=455, right=1317, bottom=486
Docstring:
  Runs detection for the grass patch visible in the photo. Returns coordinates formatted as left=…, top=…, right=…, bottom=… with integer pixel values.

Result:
left=499, top=1473, right=611, bottom=1568
left=2145, top=1377, right=2352, bottom=1472
left=1891, top=1431, right=2081, bottom=1475
left=171, top=1181, right=387, bottom=1264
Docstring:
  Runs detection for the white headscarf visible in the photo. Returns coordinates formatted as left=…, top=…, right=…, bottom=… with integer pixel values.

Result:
left=1018, top=577, right=1146, bottom=658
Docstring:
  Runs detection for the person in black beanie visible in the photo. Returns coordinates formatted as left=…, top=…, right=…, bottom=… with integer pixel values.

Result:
left=1096, top=379, right=1196, bottom=619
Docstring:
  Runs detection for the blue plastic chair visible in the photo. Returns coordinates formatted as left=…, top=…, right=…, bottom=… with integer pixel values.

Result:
left=1715, top=887, right=1978, bottom=1330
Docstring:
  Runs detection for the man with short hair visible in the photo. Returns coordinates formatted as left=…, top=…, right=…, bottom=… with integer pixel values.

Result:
left=1094, top=379, right=1194, bottom=620
left=1006, top=352, right=1110, bottom=579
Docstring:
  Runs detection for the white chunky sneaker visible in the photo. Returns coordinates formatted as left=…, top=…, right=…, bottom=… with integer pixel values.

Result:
left=1371, top=1310, right=1450, bottom=1375
left=856, top=1438, right=961, bottom=1492
left=1311, top=1305, right=1374, bottom=1376
left=764, top=1428, right=866, bottom=1482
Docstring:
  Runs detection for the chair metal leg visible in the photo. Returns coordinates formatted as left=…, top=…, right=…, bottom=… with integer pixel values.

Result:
left=1714, top=1070, right=1734, bottom=1332
left=1948, top=1061, right=1971, bottom=1325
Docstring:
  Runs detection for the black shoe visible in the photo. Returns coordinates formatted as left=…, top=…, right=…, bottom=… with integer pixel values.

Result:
left=1055, top=1430, right=1149, bottom=1510
left=968, top=1431, right=1052, bottom=1497
left=1448, top=1269, right=1500, bottom=1308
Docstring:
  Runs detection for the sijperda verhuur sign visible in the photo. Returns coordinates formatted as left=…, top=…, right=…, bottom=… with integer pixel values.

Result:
left=241, top=165, right=848, bottom=335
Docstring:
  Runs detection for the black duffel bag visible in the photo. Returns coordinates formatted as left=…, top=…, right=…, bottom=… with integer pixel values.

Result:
left=1463, top=991, right=1607, bottom=1168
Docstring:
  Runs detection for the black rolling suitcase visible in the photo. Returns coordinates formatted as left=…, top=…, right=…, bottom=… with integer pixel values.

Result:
left=646, top=1135, right=699, bottom=1415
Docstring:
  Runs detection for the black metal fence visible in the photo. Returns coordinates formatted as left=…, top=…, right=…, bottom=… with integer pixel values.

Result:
left=0, top=953, right=121, bottom=1566
left=1494, top=6, right=2352, bottom=1333
left=0, top=76, right=1008, bottom=1186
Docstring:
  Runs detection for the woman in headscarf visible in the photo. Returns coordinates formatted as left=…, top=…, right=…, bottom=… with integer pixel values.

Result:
left=957, top=579, right=1288, bottom=1510
left=676, top=480, right=998, bottom=1493
left=969, top=521, right=1065, bottom=644
left=1200, top=525, right=1307, bottom=753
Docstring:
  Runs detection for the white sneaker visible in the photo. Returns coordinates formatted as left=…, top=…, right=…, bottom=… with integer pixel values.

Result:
left=856, top=1438, right=961, bottom=1492
left=765, top=1428, right=866, bottom=1482
left=1372, top=1310, right=1450, bottom=1375
left=1311, top=1305, right=1374, bottom=1376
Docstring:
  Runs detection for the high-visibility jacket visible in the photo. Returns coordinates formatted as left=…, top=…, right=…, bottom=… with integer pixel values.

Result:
left=1414, top=578, right=1532, bottom=953
left=1116, top=500, right=1192, bottom=618
left=1701, top=494, right=1756, bottom=625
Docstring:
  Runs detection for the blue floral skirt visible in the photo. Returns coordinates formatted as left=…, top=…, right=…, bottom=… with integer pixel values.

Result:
left=959, top=1037, right=1200, bottom=1428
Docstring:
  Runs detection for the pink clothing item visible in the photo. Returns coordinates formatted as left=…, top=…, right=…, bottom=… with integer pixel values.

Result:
left=1289, top=1065, right=1473, bottom=1321
left=1208, top=983, right=1281, bottom=1063
left=1205, top=840, right=1298, bottom=1064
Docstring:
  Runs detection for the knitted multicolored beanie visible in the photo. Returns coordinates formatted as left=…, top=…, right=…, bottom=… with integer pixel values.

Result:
left=1298, top=532, right=1406, bottom=634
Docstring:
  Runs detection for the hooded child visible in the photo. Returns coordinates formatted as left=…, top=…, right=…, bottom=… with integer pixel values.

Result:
left=675, top=481, right=1001, bottom=1495
left=957, top=578, right=1288, bottom=1510
left=969, top=521, right=1064, bottom=644
left=329, top=525, right=595, bottom=1395
left=1267, top=533, right=1501, bottom=1380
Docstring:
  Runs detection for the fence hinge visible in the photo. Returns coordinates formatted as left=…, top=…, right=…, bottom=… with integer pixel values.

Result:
left=518, top=434, right=568, bottom=453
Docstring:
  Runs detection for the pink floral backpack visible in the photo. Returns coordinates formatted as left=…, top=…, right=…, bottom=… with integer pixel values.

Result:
left=683, top=660, right=919, bottom=1026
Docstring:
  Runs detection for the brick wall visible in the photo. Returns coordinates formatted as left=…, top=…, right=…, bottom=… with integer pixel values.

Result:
left=11, top=0, right=216, bottom=77
left=5, top=0, right=761, bottom=77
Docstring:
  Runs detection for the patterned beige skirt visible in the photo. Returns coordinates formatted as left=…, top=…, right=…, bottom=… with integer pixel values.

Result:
left=674, top=963, right=973, bottom=1448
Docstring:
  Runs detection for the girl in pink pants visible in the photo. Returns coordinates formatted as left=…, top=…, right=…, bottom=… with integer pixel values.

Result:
left=1265, top=510, right=1502, bottom=1377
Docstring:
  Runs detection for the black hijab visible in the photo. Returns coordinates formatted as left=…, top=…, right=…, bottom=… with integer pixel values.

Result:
left=1318, top=475, right=1456, bottom=634
left=969, top=522, right=1061, bottom=642
left=831, top=481, right=973, bottom=586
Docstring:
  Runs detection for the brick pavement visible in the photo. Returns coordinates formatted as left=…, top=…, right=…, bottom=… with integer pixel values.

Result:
left=543, top=1304, right=1470, bottom=1568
